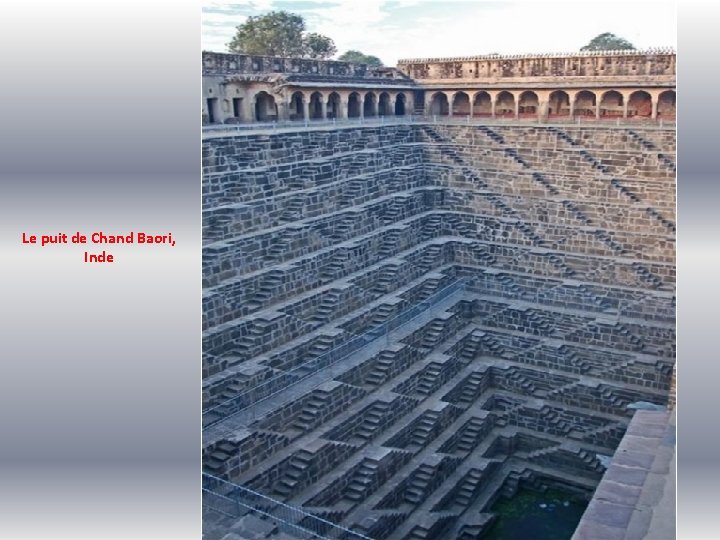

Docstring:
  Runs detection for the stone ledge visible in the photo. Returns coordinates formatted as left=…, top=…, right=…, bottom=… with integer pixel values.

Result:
left=571, top=409, right=675, bottom=540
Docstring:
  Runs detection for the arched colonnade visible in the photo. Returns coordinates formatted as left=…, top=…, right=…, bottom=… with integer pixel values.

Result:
left=426, top=88, right=676, bottom=120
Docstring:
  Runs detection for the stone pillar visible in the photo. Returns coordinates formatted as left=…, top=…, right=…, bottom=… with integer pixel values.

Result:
left=651, top=98, right=658, bottom=120
left=514, top=97, right=519, bottom=120
left=469, top=97, right=474, bottom=119
left=243, top=98, right=255, bottom=123
left=569, top=100, right=575, bottom=120
left=339, top=100, right=348, bottom=120
left=250, top=97, right=259, bottom=123
left=595, top=100, right=601, bottom=120
left=490, top=99, right=496, bottom=119
left=277, top=101, right=290, bottom=121
left=218, top=99, right=229, bottom=124
left=623, top=101, right=629, bottom=119
left=539, top=101, right=549, bottom=122
left=303, top=100, right=310, bottom=121
left=321, top=98, right=328, bottom=119
left=448, top=93, right=453, bottom=118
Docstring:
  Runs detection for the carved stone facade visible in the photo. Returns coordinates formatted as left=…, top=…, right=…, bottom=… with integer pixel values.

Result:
left=202, top=49, right=676, bottom=124
left=202, top=51, right=417, bottom=125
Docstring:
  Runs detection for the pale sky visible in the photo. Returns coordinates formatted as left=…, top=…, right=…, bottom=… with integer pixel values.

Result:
left=202, top=0, right=677, bottom=65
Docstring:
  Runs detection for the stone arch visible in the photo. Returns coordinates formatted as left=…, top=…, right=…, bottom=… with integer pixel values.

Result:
left=254, top=91, right=277, bottom=122
left=378, top=92, right=392, bottom=116
left=548, top=90, right=570, bottom=117
left=518, top=91, right=539, bottom=116
left=309, top=91, right=324, bottom=120
left=326, top=92, right=341, bottom=119
left=628, top=90, right=653, bottom=118
left=495, top=91, right=515, bottom=117
left=472, top=91, right=492, bottom=116
left=429, top=92, right=449, bottom=116
left=289, top=91, right=304, bottom=120
left=348, top=92, right=361, bottom=118
left=394, top=93, right=407, bottom=116
left=574, top=90, right=597, bottom=117
left=657, top=90, right=676, bottom=118
left=599, top=90, right=624, bottom=118
left=363, top=92, right=377, bottom=117
left=452, top=91, right=471, bottom=116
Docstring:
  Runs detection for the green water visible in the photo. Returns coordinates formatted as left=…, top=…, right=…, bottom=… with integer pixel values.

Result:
left=483, top=488, right=588, bottom=540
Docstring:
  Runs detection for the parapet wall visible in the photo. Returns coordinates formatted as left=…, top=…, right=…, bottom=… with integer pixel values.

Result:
left=203, top=51, right=369, bottom=77
left=398, top=49, right=676, bottom=83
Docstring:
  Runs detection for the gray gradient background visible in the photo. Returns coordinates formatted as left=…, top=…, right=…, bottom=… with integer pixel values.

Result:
left=0, top=1, right=709, bottom=539
left=0, top=1, right=200, bottom=539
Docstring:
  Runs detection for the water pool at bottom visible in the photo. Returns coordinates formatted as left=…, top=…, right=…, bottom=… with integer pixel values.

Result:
left=483, top=487, right=588, bottom=540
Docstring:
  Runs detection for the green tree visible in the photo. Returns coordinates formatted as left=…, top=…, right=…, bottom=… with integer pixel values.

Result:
left=302, top=32, right=337, bottom=59
left=227, top=11, right=336, bottom=59
left=337, top=50, right=384, bottom=67
left=581, top=32, right=635, bottom=51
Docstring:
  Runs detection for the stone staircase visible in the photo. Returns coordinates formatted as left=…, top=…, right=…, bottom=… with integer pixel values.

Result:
left=496, top=273, right=525, bottom=298
left=514, top=220, right=546, bottom=246
left=405, top=463, right=437, bottom=504
left=382, top=200, right=405, bottom=225
left=203, top=125, right=675, bottom=540
left=247, top=269, right=284, bottom=311
left=403, top=513, right=457, bottom=540
left=203, top=440, right=238, bottom=475
left=632, top=261, right=665, bottom=289
left=345, top=459, right=380, bottom=502
left=418, top=322, right=447, bottom=354
left=306, top=333, right=338, bottom=358
left=307, top=289, right=342, bottom=325
left=320, top=249, right=350, bottom=281
left=416, top=362, right=445, bottom=395
left=479, top=333, right=514, bottom=360
left=351, top=511, right=409, bottom=540
left=266, top=236, right=291, bottom=263
left=453, top=372, right=487, bottom=407
left=328, top=214, right=359, bottom=241
left=562, top=199, right=593, bottom=226
left=458, top=331, right=483, bottom=363
left=365, top=351, right=398, bottom=386
left=291, top=392, right=330, bottom=431
left=378, top=229, right=403, bottom=257
left=574, top=421, right=627, bottom=447
left=419, top=244, right=443, bottom=270
left=273, top=450, right=314, bottom=497
left=279, top=195, right=306, bottom=222
left=409, top=410, right=442, bottom=447
left=372, top=265, right=400, bottom=294
left=454, top=468, right=487, bottom=507
left=550, top=127, right=676, bottom=234
left=456, top=418, right=490, bottom=453
left=354, top=401, right=392, bottom=441
left=626, top=129, right=677, bottom=172
left=413, top=275, right=445, bottom=302
left=368, top=303, right=398, bottom=328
